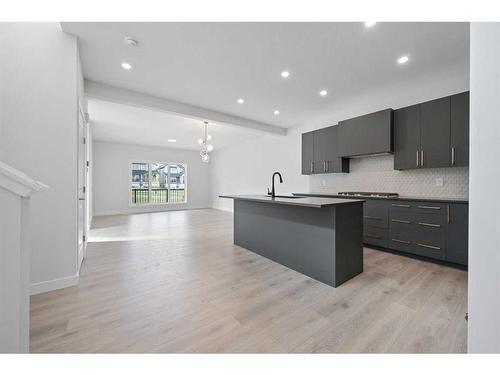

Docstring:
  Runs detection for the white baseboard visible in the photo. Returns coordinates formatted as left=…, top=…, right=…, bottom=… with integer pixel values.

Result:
left=93, top=205, right=211, bottom=217
left=30, top=273, right=79, bottom=295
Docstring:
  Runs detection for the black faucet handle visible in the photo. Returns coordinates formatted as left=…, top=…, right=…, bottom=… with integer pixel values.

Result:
left=267, top=188, right=271, bottom=195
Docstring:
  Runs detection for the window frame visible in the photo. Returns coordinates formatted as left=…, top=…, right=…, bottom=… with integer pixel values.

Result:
left=129, top=160, right=188, bottom=206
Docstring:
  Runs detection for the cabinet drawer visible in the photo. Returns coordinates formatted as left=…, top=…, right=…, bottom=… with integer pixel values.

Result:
left=363, top=200, right=389, bottom=229
left=389, top=229, right=445, bottom=260
left=411, top=236, right=445, bottom=260
left=389, top=211, right=414, bottom=231
left=415, top=202, right=446, bottom=215
left=363, top=226, right=388, bottom=248
left=363, top=215, right=388, bottom=229
left=414, top=212, right=447, bottom=226
left=388, top=234, right=413, bottom=253
left=389, top=201, right=414, bottom=215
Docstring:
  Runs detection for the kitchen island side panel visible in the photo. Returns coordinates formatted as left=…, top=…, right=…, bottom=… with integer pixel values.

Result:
left=334, top=203, right=364, bottom=285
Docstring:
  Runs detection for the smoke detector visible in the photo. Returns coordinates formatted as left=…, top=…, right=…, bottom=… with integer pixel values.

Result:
left=124, top=37, right=138, bottom=47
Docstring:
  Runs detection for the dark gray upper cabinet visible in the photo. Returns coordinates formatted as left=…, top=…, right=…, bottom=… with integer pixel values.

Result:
left=324, top=125, right=349, bottom=173
left=301, top=125, right=348, bottom=175
left=420, top=96, right=451, bottom=168
left=450, top=92, right=470, bottom=167
left=445, top=203, right=468, bottom=265
left=394, top=105, right=421, bottom=170
left=394, top=91, right=469, bottom=170
left=301, top=131, right=314, bottom=175
left=338, top=109, right=393, bottom=157
left=313, top=127, right=328, bottom=174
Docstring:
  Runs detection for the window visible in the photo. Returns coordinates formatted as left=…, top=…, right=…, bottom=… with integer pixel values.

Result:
left=131, top=162, right=186, bottom=205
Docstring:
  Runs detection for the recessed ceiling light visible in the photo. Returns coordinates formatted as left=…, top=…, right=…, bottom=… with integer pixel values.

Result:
left=365, top=22, right=377, bottom=28
left=274, top=110, right=280, bottom=115
left=280, top=71, right=290, bottom=78
left=124, top=37, right=138, bottom=47
left=237, top=98, right=244, bottom=104
left=121, top=62, right=132, bottom=70
left=167, top=139, right=176, bottom=143
left=319, top=90, right=328, bottom=97
left=397, top=55, right=409, bottom=64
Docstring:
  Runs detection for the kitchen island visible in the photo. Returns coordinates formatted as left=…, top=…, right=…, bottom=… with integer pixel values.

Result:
left=219, top=195, right=364, bottom=287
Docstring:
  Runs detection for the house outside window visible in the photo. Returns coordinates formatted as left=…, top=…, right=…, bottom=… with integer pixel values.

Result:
left=131, top=162, right=186, bottom=204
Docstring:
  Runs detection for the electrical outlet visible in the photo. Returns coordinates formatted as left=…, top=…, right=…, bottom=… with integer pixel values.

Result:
left=321, top=180, right=327, bottom=187
left=435, top=177, right=444, bottom=187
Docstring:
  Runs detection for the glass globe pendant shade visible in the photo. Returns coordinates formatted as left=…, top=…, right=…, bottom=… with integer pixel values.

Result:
left=199, top=121, right=212, bottom=162
left=200, top=147, right=210, bottom=163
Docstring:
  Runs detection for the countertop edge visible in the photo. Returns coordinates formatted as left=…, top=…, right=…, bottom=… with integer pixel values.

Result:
left=292, top=192, right=469, bottom=204
left=219, top=195, right=365, bottom=208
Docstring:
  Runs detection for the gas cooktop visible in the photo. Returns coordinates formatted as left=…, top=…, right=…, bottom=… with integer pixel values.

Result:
left=337, top=192, right=399, bottom=198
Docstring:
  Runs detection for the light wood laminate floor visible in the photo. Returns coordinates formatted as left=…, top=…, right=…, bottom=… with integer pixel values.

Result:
left=30, top=209, right=467, bottom=353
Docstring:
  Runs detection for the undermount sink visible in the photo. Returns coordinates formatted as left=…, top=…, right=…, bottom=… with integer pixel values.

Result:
left=263, top=195, right=302, bottom=199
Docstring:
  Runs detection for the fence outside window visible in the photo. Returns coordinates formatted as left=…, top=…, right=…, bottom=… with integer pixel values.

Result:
left=131, top=162, right=186, bottom=205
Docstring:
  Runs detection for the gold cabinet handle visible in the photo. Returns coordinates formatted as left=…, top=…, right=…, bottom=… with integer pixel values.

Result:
left=421, top=150, right=424, bottom=166
left=451, top=147, right=455, bottom=166
left=418, top=222, right=441, bottom=228
left=364, top=216, right=382, bottom=220
left=417, top=243, right=441, bottom=250
left=366, top=234, right=382, bottom=239
left=447, top=204, right=450, bottom=224
left=310, top=162, right=314, bottom=173
left=416, top=150, right=419, bottom=167
left=392, top=204, right=411, bottom=208
left=325, top=160, right=329, bottom=172
left=418, top=205, right=441, bottom=210
left=391, top=238, right=411, bottom=245
left=392, top=219, right=411, bottom=224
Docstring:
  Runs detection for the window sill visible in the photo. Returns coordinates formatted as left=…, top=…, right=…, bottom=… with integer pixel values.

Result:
left=130, top=202, right=187, bottom=207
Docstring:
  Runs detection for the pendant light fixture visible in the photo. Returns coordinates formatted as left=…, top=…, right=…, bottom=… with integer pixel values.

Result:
left=199, top=121, right=214, bottom=163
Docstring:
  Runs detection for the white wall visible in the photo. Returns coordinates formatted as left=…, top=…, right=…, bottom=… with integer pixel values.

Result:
left=92, top=140, right=211, bottom=216
left=468, top=23, right=500, bottom=353
left=211, top=71, right=469, bottom=211
left=0, top=23, right=81, bottom=293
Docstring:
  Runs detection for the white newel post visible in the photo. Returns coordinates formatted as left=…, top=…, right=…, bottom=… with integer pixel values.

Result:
left=0, top=161, right=48, bottom=353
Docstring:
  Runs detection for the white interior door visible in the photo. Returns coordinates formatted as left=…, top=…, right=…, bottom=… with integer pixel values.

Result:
left=77, top=105, right=87, bottom=270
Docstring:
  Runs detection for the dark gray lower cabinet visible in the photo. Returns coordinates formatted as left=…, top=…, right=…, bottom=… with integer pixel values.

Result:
left=363, top=200, right=389, bottom=248
left=362, top=199, right=468, bottom=266
left=445, top=204, right=468, bottom=265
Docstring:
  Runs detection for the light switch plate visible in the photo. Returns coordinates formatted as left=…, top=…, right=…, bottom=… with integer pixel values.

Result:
left=435, top=177, right=444, bottom=187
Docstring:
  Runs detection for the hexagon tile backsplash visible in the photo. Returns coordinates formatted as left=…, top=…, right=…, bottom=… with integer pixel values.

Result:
left=309, top=155, right=469, bottom=199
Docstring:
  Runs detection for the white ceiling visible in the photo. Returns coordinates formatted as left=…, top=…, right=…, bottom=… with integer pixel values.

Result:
left=88, top=99, right=262, bottom=150
left=63, top=22, right=469, bottom=147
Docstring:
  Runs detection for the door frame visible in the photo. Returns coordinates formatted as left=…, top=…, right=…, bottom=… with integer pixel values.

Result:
left=77, top=104, right=88, bottom=271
